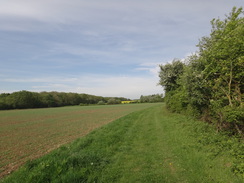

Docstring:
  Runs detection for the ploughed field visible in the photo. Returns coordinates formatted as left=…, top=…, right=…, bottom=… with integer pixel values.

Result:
left=0, top=103, right=158, bottom=178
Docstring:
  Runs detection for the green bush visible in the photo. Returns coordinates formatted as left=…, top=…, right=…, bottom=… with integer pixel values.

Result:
left=107, top=98, right=120, bottom=105
left=186, top=104, right=201, bottom=118
left=165, top=89, right=188, bottom=113
left=79, top=103, right=89, bottom=106
left=97, top=101, right=106, bottom=105
left=223, top=106, right=244, bottom=124
left=158, top=7, right=244, bottom=135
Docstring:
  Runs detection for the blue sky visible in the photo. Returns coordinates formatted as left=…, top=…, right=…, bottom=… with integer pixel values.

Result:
left=0, top=0, right=243, bottom=99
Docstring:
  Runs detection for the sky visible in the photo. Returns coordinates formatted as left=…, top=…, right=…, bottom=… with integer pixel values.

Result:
left=0, top=0, right=243, bottom=99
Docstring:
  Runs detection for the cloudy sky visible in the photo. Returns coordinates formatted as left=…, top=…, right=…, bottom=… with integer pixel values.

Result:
left=0, top=0, right=243, bottom=99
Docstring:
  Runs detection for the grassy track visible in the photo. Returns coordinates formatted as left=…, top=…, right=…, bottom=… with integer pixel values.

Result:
left=0, top=103, right=158, bottom=178
left=1, top=104, right=243, bottom=182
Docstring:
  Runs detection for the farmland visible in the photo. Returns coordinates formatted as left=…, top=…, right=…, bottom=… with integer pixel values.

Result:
left=1, top=104, right=242, bottom=182
left=0, top=103, right=158, bottom=178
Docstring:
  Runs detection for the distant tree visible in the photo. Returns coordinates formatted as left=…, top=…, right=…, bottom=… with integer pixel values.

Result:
left=97, top=101, right=106, bottom=105
left=140, top=94, right=164, bottom=103
left=67, top=93, right=81, bottom=105
left=0, top=93, right=11, bottom=109
left=40, top=92, right=58, bottom=107
left=7, top=91, right=42, bottom=109
left=0, top=91, right=132, bottom=110
left=107, top=98, right=121, bottom=105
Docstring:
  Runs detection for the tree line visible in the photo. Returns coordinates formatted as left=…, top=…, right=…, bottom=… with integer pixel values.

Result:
left=140, top=94, right=164, bottom=103
left=0, top=90, right=129, bottom=110
left=158, top=7, right=243, bottom=135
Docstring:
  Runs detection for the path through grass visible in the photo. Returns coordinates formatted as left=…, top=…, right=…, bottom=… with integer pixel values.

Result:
left=1, top=104, right=243, bottom=182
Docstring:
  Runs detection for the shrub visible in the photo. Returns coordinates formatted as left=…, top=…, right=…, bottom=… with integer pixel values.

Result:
left=97, top=101, right=106, bottom=105
left=165, top=89, right=188, bottom=113
left=107, top=98, right=120, bottom=105
left=79, top=103, right=88, bottom=106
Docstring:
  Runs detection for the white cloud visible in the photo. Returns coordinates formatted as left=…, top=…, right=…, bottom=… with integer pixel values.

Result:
left=135, top=62, right=164, bottom=77
left=1, top=0, right=241, bottom=33
left=0, top=77, right=78, bottom=83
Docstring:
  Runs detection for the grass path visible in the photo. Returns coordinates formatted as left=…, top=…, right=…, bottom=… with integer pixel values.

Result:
left=101, top=104, right=241, bottom=182
left=1, top=104, right=242, bottom=182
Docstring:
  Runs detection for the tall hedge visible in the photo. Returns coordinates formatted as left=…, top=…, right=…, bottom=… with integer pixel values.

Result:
left=159, top=7, right=244, bottom=135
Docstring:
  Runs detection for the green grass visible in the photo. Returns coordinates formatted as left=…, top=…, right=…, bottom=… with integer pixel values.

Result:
left=1, top=104, right=243, bottom=182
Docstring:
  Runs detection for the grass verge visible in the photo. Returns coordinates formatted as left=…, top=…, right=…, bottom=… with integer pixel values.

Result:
left=1, top=104, right=243, bottom=182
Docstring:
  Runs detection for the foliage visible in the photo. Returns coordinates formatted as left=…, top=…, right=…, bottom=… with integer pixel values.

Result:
left=189, top=117, right=244, bottom=178
left=158, top=7, right=244, bottom=135
left=164, top=89, right=188, bottom=113
left=140, top=94, right=164, bottom=103
left=199, top=7, right=244, bottom=108
left=107, top=98, right=121, bottom=105
left=0, top=91, right=129, bottom=110
left=181, top=55, right=210, bottom=115
left=79, top=103, right=89, bottom=106
left=158, top=59, right=185, bottom=93
left=1, top=91, right=43, bottom=109
left=97, top=101, right=106, bottom=105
